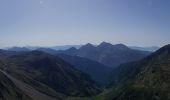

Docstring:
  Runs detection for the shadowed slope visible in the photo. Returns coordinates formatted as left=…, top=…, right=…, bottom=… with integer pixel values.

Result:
left=58, top=54, right=112, bottom=85
left=1, top=51, right=101, bottom=97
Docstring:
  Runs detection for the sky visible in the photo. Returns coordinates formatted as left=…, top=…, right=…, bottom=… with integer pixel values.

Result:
left=0, top=0, right=170, bottom=48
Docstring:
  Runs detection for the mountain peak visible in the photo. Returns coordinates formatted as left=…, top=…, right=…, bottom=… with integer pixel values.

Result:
left=150, top=44, right=170, bottom=57
left=98, top=42, right=128, bottom=50
left=68, top=47, right=77, bottom=50
left=80, top=43, right=95, bottom=49
left=85, top=43, right=94, bottom=47
left=97, top=42, right=113, bottom=49
left=99, top=42, right=112, bottom=46
left=113, top=44, right=129, bottom=49
left=158, top=44, right=170, bottom=51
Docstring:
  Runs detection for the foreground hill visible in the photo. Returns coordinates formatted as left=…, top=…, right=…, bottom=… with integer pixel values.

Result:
left=58, top=42, right=150, bottom=68
left=0, top=69, right=61, bottom=100
left=0, top=51, right=101, bottom=99
left=97, top=44, right=170, bottom=100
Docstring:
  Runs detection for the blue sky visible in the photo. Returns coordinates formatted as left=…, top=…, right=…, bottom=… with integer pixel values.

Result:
left=0, top=0, right=170, bottom=48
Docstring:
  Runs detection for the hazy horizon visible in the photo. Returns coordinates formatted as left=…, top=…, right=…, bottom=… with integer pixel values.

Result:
left=0, top=0, right=170, bottom=48
left=0, top=42, right=160, bottom=50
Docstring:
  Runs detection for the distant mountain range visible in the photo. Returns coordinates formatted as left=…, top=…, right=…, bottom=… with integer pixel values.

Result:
left=7, top=47, right=30, bottom=52
left=58, top=42, right=150, bottom=68
left=51, top=45, right=82, bottom=50
left=97, top=44, right=170, bottom=100
left=4, top=45, right=81, bottom=52
left=5, top=44, right=159, bottom=52
left=129, top=46, right=160, bottom=52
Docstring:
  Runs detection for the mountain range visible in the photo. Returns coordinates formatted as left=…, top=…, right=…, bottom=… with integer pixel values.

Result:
left=0, top=42, right=169, bottom=100
left=7, top=47, right=30, bottom=52
left=58, top=42, right=150, bottom=68
left=35, top=42, right=150, bottom=84
left=5, top=45, right=82, bottom=51
left=129, top=46, right=159, bottom=52
left=0, top=50, right=101, bottom=100
left=97, top=44, right=170, bottom=100
left=2, top=42, right=151, bottom=85
left=5, top=44, right=158, bottom=52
